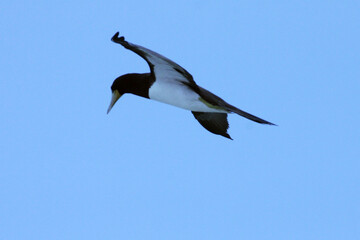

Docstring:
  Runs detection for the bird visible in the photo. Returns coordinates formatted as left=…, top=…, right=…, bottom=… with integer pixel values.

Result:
left=107, top=32, right=275, bottom=139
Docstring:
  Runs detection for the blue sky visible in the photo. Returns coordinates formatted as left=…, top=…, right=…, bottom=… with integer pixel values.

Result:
left=1, top=0, right=359, bottom=239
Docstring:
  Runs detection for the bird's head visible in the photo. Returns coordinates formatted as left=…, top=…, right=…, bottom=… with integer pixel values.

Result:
left=106, top=75, right=129, bottom=114
left=107, top=73, right=151, bottom=114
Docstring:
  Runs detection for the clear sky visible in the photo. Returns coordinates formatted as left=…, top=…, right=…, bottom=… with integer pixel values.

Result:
left=1, top=0, right=359, bottom=239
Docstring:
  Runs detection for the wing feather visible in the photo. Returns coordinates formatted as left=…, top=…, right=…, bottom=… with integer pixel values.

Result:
left=192, top=112, right=232, bottom=139
left=111, top=32, right=198, bottom=89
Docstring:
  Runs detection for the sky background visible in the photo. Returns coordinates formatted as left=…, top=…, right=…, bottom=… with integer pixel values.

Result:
left=1, top=0, right=359, bottom=239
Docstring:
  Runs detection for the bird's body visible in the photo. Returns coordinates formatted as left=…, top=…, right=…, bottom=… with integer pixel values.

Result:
left=107, top=32, right=275, bottom=139
left=149, top=80, right=227, bottom=113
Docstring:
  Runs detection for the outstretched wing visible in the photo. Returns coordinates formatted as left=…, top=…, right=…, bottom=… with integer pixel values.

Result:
left=111, top=32, right=199, bottom=90
left=197, top=87, right=276, bottom=125
left=192, top=112, right=232, bottom=139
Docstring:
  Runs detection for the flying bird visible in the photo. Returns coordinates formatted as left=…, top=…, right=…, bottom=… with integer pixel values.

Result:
left=107, top=32, right=275, bottom=139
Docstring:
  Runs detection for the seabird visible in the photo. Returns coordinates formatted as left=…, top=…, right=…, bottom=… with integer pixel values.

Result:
left=107, top=32, right=275, bottom=139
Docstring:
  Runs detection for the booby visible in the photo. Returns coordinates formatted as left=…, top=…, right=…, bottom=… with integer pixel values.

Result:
left=107, top=32, right=275, bottom=139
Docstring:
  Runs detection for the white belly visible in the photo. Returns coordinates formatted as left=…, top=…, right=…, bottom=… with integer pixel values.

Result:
left=148, top=81, right=226, bottom=113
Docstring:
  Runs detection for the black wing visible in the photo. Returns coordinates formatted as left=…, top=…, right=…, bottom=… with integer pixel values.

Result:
left=197, top=87, right=276, bottom=125
left=192, top=112, right=232, bottom=139
left=111, top=32, right=198, bottom=90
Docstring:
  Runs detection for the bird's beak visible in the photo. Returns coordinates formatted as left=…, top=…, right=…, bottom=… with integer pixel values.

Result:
left=107, top=90, right=122, bottom=114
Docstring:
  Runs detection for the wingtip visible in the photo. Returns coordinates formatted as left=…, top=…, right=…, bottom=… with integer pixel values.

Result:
left=111, top=32, right=125, bottom=43
left=259, top=119, right=277, bottom=126
left=223, top=133, right=233, bottom=140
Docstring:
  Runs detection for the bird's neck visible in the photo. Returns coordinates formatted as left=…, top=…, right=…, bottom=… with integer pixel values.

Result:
left=125, top=73, right=154, bottom=99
